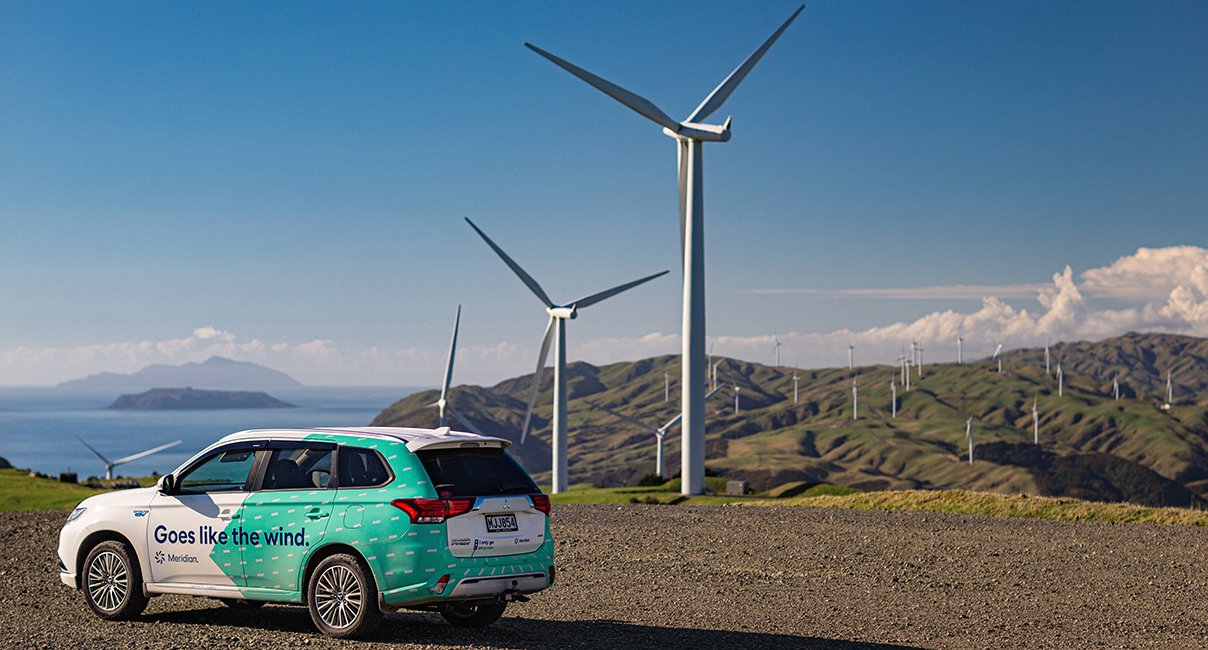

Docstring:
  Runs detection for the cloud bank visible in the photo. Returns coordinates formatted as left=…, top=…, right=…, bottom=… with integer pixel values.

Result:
left=3, top=246, right=1206, bottom=385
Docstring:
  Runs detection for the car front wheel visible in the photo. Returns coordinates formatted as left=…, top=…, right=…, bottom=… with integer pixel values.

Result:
left=439, top=600, right=507, bottom=627
left=82, top=540, right=148, bottom=620
left=306, top=553, right=382, bottom=639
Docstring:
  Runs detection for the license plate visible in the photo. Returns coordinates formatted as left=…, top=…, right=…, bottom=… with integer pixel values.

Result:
left=484, top=513, right=518, bottom=533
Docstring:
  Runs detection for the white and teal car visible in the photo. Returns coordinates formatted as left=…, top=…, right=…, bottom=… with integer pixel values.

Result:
left=57, top=427, right=554, bottom=638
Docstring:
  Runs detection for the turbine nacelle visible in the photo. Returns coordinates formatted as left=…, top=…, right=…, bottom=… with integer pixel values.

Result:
left=662, top=117, right=732, bottom=143
left=547, top=306, right=578, bottom=320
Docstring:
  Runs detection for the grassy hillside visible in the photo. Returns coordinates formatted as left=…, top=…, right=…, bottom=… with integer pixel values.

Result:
left=372, top=333, right=1208, bottom=507
left=0, top=469, right=109, bottom=510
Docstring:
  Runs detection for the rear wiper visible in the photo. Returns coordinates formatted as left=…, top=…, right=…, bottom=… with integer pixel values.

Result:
left=497, top=483, right=534, bottom=494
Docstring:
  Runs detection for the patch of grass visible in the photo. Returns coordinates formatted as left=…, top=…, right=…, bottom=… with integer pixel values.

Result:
left=548, top=483, right=756, bottom=506
left=0, top=469, right=108, bottom=511
left=741, top=488, right=1208, bottom=526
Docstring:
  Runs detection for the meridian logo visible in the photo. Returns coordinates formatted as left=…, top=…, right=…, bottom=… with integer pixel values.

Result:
left=154, top=549, right=198, bottom=565
left=154, top=550, right=165, bottom=565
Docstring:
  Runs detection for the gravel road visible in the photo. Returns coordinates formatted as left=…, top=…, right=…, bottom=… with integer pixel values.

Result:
left=1, top=505, right=1205, bottom=649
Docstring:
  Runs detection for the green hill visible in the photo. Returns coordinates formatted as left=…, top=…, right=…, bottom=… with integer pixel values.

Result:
left=372, top=332, right=1208, bottom=507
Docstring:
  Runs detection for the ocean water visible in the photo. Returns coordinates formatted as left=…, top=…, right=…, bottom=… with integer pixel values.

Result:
left=0, top=386, right=422, bottom=478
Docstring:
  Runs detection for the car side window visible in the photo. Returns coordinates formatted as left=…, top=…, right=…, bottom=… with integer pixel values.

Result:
left=262, top=447, right=333, bottom=490
left=338, top=447, right=391, bottom=488
left=175, top=449, right=256, bottom=495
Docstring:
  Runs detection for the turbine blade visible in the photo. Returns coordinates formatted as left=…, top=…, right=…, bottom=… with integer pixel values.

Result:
left=111, top=440, right=182, bottom=466
left=465, top=218, right=555, bottom=308
left=447, top=406, right=485, bottom=437
left=705, top=383, right=725, bottom=400
left=570, top=270, right=669, bottom=309
left=658, top=412, right=683, bottom=433
left=521, top=316, right=557, bottom=444
left=440, top=305, right=461, bottom=403
left=524, top=43, right=682, bottom=133
left=74, top=435, right=111, bottom=465
left=687, top=5, right=805, bottom=123
left=589, top=400, right=660, bottom=435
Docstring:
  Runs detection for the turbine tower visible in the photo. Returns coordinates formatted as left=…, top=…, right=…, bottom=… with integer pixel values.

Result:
left=1044, top=339, right=1051, bottom=374
left=957, top=334, right=963, bottom=365
left=526, top=6, right=804, bottom=496
left=466, top=218, right=667, bottom=493
left=1113, top=376, right=1120, bottom=401
left=792, top=363, right=800, bottom=404
left=917, top=343, right=924, bottom=377
left=993, top=342, right=1004, bottom=374
left=664, top=371, right=670, bottom=402
left=1032, top=396, right=1039, bottom=445
left=1057, top=361, right=1064, bottom=397
left=591, top=384, right=724, bottom=479
left=848, top=344, right=854, bottom=371
left=76, top=436, right=181, bottom=480
left=966, top=416, right=974, bottom=464
left=1166, top=370, right=1173, bottom=406
left=890, top=380, right=897, bottom=418
left=851, top=377, right=858, bottom=421
left=774, top=337, right=782, bottom=367
left=734, top=385, right=741, bottom=415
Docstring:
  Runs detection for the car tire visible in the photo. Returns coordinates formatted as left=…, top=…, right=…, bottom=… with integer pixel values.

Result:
left=306, top=553, right=382, bottom=639
left=220, top=598, right=266, bottom=609
left=82, top=540, right=149, bottom=620
left=439, top=601, right=507, bottom=628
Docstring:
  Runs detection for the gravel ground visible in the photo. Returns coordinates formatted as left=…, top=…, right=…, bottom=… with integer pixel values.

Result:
left=1, top=505, right=1205, bottom=649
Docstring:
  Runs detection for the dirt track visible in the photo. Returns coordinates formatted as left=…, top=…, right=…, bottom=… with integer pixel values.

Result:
left=1, top=505, right=1205, bottom=649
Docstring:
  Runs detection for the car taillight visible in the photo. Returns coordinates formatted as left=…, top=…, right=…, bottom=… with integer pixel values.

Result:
left=391, top=498, right=476, bottom=524
left=530, top=493, right=551, bottom=516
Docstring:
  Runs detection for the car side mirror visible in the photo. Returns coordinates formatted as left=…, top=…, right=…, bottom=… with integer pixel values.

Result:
left=157, top=473, right=176, bottom=495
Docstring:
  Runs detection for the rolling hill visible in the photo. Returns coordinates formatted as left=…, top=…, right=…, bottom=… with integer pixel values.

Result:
left=372, top=332, right=1208, bottom=507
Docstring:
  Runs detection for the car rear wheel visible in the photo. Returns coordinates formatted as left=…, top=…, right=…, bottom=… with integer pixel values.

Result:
left=82, top=540, right=148, bottom=620
left=306, top=554, right=382, bottom=639
left=439, top=600, right=507, bottom=627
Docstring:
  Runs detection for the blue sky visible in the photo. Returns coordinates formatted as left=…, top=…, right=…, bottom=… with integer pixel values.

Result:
left=2, top=1, right=1206, bottom=385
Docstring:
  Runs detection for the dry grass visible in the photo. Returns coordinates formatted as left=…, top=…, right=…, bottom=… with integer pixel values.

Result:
left=740, top=488, right=1208, bottom=527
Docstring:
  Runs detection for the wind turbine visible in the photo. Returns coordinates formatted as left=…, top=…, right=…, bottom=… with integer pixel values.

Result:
left=1113, top=376, right=1120, bottom=401
left=664, top=370, right=670, bottom=402
left=590, top=384, right=724, bottom=479
left=966, top=417, right=974, bottom=464
left=993, top=342, right=1004, bottom=374
left=774, top=337, right=782, bottom=367
left=792, top=360, right=800, bottom=404
left=957, top=334, right=963, bottom=366
left=898, top=350, right=907, bottom=386
left=1166, top=370, right=1173, bottom=407
left=1057, top=361, right=1064, bottom=397
left=911, top=341, right=918, bottom=368
left=526, top=6, right=804, bottom=496
left=851, top=377, right=858, bottom=421
left=1032, top=396, right=1039, bottom=445
left=400, top=305, right=487, bottom=435
left=466, top=218, right=668, bottom=493
left=847, top=344, right=854, bottom=371
left=76, top=436, right=181, bottom=480
left=1044, top=339, right=1051, bottom=374
left=734, top=385, right=741, bottom=415
left=905, top=358, right=912, bottom=391
left=917, top=343, right=924, bottom=377
left=890, top=379, right=897, bottom=418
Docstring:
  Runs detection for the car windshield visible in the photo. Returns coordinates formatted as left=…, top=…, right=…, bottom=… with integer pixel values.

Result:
left=417, top=446, right=538, bottom=498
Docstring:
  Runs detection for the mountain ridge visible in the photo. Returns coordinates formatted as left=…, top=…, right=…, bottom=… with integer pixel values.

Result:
left=58, top=356, right=303, bottom=391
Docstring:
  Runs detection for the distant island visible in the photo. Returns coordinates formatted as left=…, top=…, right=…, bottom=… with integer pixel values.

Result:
left=110, top=388, right=296, bottom=410
left=60, top=356, right=303, bottom=391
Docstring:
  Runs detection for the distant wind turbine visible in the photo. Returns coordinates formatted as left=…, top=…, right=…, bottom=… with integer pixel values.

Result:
left=1032, top=396, right=1039, bottom=445
left=664, top=371, right=670, bottom=402
left=76, top=436, right=181, bottom=480
left=1113, top=375, right=1120, bottom=401
left=526, top=5, right=805, bottom=497
left=848, top=344, right=854, bottom=371
left=1044, top=339, right=1051, bottom=374
left=898, top=350, right=907, bottom=386
left=400, top=305, right=487, bottom=435
left=792, top=362, right=800, bottom=404
left=734, top=385, right=741, bottom=415
left=890, top=380, right=897, bottom=418
left=966, top=417, right=974, bottom=464
left=957, top=334, right=963, bottom=366
left=917, top=343, right=924, bottom=377
left=775, top=337, right=782, bottom=367
left=1057, top=361, right=1064, bottom=397
left=911, top=341, right=919, bottom=368
left=851, top=377, right=858, bottom=421
left=590, top=384, right=724, bottom=479
left=466, top=218, right=667, bottom=493
left=1166, top=370, right=1174, bottom=407
left=993, top=342, right=1004, bottom=374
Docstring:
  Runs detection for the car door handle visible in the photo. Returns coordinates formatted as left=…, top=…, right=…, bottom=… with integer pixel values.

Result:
left=218, top=509, right=241, bottom=521
left=305, top=508, right=329, bottom=520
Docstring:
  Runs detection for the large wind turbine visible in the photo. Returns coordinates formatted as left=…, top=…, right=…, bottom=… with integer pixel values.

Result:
left=526, top=6, right=804, bottom=495
left=76, top=436, right=181, bottom=480
left=590, top=384, right=724, bottom=479
left=466, top=218, right=668, bottom=493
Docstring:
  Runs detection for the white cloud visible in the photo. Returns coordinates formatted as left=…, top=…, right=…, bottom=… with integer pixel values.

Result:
left=3, top=246, right=1206, bottom=385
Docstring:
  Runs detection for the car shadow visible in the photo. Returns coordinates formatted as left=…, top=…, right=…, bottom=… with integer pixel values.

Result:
left=146, top=605, right=920, bottom=649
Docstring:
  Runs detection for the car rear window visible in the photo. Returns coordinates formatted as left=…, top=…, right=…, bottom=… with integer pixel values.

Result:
left=338, top=447, right=392, bottom=487
left=417, top=446, right=538, bottom=498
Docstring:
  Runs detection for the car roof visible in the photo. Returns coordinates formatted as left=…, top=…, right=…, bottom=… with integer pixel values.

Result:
left=214, top=426, right=511, bottom=453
